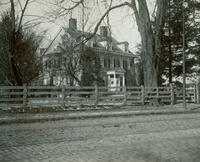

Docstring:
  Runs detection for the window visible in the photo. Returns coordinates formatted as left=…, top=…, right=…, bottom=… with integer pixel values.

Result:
left=101, top=58, right=104, bottom=67
left=104, top=59, right=106, bottom=67
left=117, top=60, right=120, bottom=67
left=45, top=61, right=48, bottom=69
left=127, top=60, right=131, bottom=69
left=57, top=58, right=61, bottom=68
left=108, top=59, right=111, bottom=68
left=114, top=59, right=117, bottom=67
left=49, top=61, right=52, bottom=68
left=114, top=59, right=120, bottom=67
left=110, top=74, right=114, bottom=78
left=130, top=61, right=133, bottom=67
left=93, top=43, right=98, bottom=47
left=104, top=58, right=110, bottom=68
left=123, top=60, right=127, bottom=69
left=116, top=74, right=120, bottom=78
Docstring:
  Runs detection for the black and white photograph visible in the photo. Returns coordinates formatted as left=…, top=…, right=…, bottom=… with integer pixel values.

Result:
left=1, top=0, right=200, bottom=161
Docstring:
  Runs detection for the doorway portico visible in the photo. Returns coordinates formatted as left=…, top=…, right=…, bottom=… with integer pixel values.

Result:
left=107, top=69, right=125, bottom=91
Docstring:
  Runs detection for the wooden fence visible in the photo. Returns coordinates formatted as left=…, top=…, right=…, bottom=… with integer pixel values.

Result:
left=0, top=85, right=199, bottom=107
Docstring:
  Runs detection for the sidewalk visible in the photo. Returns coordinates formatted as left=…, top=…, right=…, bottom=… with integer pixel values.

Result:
left=1, top=103, right=200, bottom=125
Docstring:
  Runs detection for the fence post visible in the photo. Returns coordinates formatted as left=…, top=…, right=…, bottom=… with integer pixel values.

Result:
left=196, top=82, right=200, bottom=104
left=141, top=85, right=145, bottom=105
left=194, top=84, right=197, bottom=103
left=62, top=86, right=65, bottom=107
left=95, top=85, right=99, bottom=105
left=123, top=86, right=127, bottom=105
left=23, top=83, right=27, bottom=106
left=170, top=84, right=174, bottom=105
left=156, top=87, right=159, bottom=98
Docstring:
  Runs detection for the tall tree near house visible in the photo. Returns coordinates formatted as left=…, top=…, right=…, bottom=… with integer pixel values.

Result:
left=9, top=0, right=31, bottom=85
left=57, top=33, right=81, bottom=86
left=0, top=12, right=13, bottom=85
left=57, top=33, right=103, bottom=86
left=13, top=29, right=43, bottom=84
left=160, top=0, right=200, bottom=85
left=80, top=48, right=103, bottom=86
left=50, top=0, right=168, bottom=87
left=0, top=10, right=43, bottom=85
left=134, top=44, right=144, bottom=86
left=128, top=0, right=168, bottom=87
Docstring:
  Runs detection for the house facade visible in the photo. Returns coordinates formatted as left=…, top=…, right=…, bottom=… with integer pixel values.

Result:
left=41, top=18, right=136, bottom=88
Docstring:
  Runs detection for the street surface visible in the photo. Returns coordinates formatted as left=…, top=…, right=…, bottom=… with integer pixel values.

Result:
left=1, top=113, right=200, bottom=162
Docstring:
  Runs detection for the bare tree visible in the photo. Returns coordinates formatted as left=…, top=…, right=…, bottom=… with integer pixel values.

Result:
left=57, top=32, right=81, bottom=86
left=49, top=0, right=168, bottom=87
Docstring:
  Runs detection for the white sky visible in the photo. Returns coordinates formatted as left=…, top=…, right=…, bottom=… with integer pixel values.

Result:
left=1, top=0, right=155, bottom=52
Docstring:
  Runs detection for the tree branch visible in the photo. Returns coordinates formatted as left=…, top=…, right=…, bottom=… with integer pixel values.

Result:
left=130, top=0, right=141, bottom=30
left=73, top=1, right=131, bottom=47
left=17, top=0, right=30, bottom=32
left=17, top=0, right=23, bottom=11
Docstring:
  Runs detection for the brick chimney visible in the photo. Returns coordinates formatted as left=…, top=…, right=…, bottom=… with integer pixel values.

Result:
left=124, top=41, right=129, bottom=52
left=100, top=26, right=108, bottom=37
left=69, top=18, right=77, bottom=30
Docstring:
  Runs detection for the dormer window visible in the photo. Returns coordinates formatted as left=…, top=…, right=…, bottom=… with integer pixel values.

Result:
left=93, top=43, right=98, bottom=47
left=117, top=41, right=129, bottom=52
left=108, top=44, right=113, bottom=51
left=99, top=41, right=107, bottom=48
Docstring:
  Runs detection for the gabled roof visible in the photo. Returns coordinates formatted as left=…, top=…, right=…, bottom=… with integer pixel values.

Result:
left=66, top=27, right=134, bottom=55
left=43, top=26, right=135, bottom=58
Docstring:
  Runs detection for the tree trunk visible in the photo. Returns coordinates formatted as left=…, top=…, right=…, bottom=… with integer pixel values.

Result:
left=131, top=0, right=167, bottom=87
left=141, top=31, right=158, bottom=87
left=133, top=0, right=158, bottom=87
left=10, top=0, right=23, bottom=85
left=168, top=29, right=172, bottom=83
left=9, top=0, right=30, bottom=86
left=69, top=77, right=74, bottom=86
left=168, top=0, right=172, bottom=84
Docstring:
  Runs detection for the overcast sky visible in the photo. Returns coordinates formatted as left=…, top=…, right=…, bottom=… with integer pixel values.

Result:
left=1, top=0, right=155, bottom=52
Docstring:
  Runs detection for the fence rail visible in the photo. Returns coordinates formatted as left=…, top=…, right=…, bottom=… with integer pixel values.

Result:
left=0, top=85, right=199, bottom=107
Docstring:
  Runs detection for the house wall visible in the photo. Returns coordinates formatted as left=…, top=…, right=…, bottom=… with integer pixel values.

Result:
left=41, top=20, right=136, bottom=86
left=42, top=50, right=136, bottom=87
left=96, top=51, right=136, bottom=86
